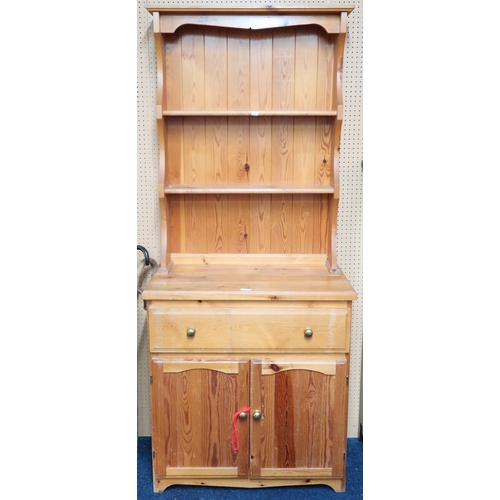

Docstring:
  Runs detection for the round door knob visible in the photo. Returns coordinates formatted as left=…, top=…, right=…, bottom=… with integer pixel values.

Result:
left=239, top=412, right=248, bottom=420
left=304, top=328, right=313, bottom=337
left=252, top=410, right=262, bottom=420
left=186, top=327, right=196, bottom=337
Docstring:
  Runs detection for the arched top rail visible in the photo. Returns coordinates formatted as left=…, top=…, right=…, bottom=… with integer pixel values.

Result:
left=147, top=6, right=354, bottom=34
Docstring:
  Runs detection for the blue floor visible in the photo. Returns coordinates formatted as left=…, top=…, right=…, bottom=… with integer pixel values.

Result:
left=137, top=437, right=362, bottom=499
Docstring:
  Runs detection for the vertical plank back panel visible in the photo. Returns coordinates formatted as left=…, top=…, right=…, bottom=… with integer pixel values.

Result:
left=316, top=33, right=335, bottom=111
left=165, top=117, right=182, bottom=185
left=204, top=28, right=228, bottom=110
left=291, top=194, right=314, bottom=254
left=182, top=117, right=206, bottom=184
left=270, top=194, right=292, bottom=253
left=169, top=194, right=183, bottom=253
left=313, top=194, right=329, bottom=254
left=181, top=27, right=205, bottom=110
left=169, top=194, right=332, bottom=255
left=293, top=117, right=316, bottom=185
left=162, top=24, right=339, bottom=256
left=164, top=34, right=182, bottom=110
left=228, top=194, right=250, bottom=254
left=208, top=193, right=228, bottom=253
left=272, top=117, right=294, bottom=185
left=250, top=31, right=273, bottom=110
left=206, top=117, right=228, bottom=185
left=315, top=116, right=333, bottom=186
left=249, top=117, right=272, bottom=185
left=184, top=195, right=207, bottom=253
left=248, top=194, right=271, bottom=253
left=227, top=117, right=250, bottom=185
left=294, top=27, right=318, bottom=111
left=272, top=28, right=295, bottom=111
left=228, top=31, right=250, bottom=111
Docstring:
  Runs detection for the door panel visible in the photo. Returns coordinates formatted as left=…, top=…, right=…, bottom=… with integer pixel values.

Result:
left=150, top=356, right=250, bottom=479
left=249, top=355, right=347, bottom=479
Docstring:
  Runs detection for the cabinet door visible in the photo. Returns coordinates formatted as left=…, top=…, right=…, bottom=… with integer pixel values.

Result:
left=249, top=355, right=348, bottom=479
left=150, top=356, right=250, bottom=480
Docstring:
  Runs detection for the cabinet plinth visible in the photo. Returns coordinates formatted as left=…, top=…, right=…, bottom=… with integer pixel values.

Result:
left=144, top=5, right=356, bottom=493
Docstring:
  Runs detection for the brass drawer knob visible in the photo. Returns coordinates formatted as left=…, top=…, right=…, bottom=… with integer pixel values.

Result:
left=186, top=327, right=196, bottom=337
left=304, top=328, right=313, bottom=338
left=239, top=412, right=248, bottom=420
left=252, top=410, right=262, bottom=420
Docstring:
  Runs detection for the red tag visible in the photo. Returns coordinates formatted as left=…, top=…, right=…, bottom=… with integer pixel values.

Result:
left=232, top=406, right=250, bottom=451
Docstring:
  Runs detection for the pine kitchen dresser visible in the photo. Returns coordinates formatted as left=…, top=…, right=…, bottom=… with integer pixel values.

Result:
left=142, top=5, right=357, bottom=493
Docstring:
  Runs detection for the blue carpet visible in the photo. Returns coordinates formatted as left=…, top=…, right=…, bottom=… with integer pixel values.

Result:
left=137, top=437, right=362, bottom=499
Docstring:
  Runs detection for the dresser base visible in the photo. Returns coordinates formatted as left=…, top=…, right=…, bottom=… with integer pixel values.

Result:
left=154, top=477, right=345, bottom=493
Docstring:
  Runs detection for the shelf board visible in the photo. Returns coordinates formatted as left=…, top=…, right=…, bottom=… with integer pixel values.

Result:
left=162, top=110, right=337, bottom=117
left=147, top=6, right=355, bottom=14
left=164, top=185, right=334, bottom=194
left=142, top=254, right=358, bottom=301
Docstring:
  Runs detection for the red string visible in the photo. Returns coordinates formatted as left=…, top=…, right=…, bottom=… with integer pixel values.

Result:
left=232, top=406, right=250, bottom=452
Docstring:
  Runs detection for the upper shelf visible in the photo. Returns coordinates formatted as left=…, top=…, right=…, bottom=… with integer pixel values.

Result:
left=162, top=110, right=338, bottom=117
left=146, top=6, right=355, bottom=14
left=165, top=185, right=334, bottom=195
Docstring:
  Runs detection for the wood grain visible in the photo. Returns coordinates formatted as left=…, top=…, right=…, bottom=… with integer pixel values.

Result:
left=249, top=194, right=270, bottom=253
left=316, top=32, right=335, bottom=111
left=291, top=194, right=314, bottom=254
left=332, top=356, right=348, bottom=478
left=293, top=118, right=316, bottom=185
left=158, top=14, right=344, bottom=35
left=165, top=117, right=182, bottom=185
left=272, top=117, right=293, bottom=185
left=166, top=467, right=238, bottom=478
left=164, top=33, right=182, bottom=110
left=204, top=27, right=227, bottom=110
left=249, top=116, right=272, bottom=185
left=149, top=306, right=350, bottom=352
left=163, top=110, right=338, bottom=116
left=272, top=29, right=295, bottom=111
left=228, top=194, right=250, bottom=254
left=169, top=194, right=332, bottom=254
left=250, top=30, right=272, bottom=110
left=150, top=357, right=168, bottom=478
left=237, top=360, right=251, bottom=477
left=294, top=27, right=318, bottom=111
left=154, top=477, right=345, bottom=493
left=227, top=117, right=250, bottom=185
left=181, top=27, right=205, bottom=110
left=205, top=117, right=228, bottom=185
left=227, top=31, right=250, bottom=111
left=156, top=362, right=246, bottom=473
left=248, top=357, right=347, bottom=477
left=249, top=360, right=262, bottom=478
left=165, top=186, right=333, bottom=194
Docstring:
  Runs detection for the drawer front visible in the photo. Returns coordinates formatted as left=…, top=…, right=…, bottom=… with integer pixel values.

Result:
left=149, top=306, right=350, bottom=352
left=230, top=309, right=350, bottom=351
left=149, top=308, right=231, bottom=351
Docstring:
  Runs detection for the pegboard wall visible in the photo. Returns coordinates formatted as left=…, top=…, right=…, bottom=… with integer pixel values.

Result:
left=137, top=0, right=363, bottom=437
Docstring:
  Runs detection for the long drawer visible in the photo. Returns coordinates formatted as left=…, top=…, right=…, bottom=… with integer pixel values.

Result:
left=148, top=305, right=350, bottom=353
